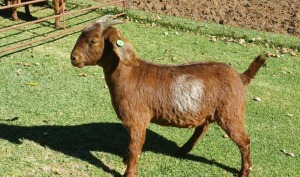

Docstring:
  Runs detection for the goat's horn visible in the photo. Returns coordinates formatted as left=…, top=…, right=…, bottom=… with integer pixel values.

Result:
left=96, top=15, right=115, bottom=23
left=102, top=19, right=124, bottom=29
left=96, top=15, right=124, bottom=28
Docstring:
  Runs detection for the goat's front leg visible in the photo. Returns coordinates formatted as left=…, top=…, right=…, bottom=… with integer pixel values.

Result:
left=123, top=123, right=147, bottom=177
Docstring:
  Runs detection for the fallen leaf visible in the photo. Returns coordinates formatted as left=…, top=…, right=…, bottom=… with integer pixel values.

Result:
left=78, top=73, right=88, bottom=77
left=280, top=48, right=289, bottom=54
left=238, top=39, right=245, bottom=44
left=16, top=69, right=22, bottom=75
left=290, top=52, right=297, bottom=56
left=210, top=36, right=217, bottom=42
left=286, top=113, right=293, bottom=118
left=26, top=82, right=39, bottom=86
left=23, top=62, right=31, bottom=67
left=264, top=43, right=270, bottom=48
left=281, top=149, right=295, bottom=157
left=266, top=52, right=276, bottom=58
left=281, top=67, right=292, bottom=74
left=253, top=97, right=261, bottom=102
left=154, top=15, right=161, bottom=20
left=222, top=134, right=229, bottom=138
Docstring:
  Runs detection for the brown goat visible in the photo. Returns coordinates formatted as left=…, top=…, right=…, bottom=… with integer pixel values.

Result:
left=3, top=0, right=66, bottom=29
left=70, top=15, right=266, bottom=177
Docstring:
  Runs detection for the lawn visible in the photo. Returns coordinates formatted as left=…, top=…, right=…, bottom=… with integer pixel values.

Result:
left=0, top=1, right=299, bottom=176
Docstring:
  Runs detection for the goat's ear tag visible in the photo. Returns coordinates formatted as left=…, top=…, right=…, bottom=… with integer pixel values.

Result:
left=116, top=40, right=124, bottom=47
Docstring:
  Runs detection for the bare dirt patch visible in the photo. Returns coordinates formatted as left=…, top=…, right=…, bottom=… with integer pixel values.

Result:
left=102, top=0, right=300, bottom=36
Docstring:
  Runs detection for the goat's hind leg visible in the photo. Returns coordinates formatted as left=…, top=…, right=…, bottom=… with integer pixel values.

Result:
left=217, top=118, right=251, bottom=177
left=175, top=123, right=209, bottom=156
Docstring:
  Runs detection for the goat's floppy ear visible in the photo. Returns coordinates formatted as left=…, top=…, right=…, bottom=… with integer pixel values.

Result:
left=107, top=30, right=139, bottom=67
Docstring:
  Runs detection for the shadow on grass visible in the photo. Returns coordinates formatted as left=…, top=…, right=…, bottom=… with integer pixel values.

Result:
left=0, top=122, right=238, bottom=176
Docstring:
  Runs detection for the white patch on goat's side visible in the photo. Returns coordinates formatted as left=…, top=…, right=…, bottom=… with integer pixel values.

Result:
left=172, top=74, right=204, bottom=113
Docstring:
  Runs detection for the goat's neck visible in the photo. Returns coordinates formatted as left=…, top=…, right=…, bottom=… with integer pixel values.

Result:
left=103, top=56, right=135, bottom=94
left=101, top=54, right=119, bottom=75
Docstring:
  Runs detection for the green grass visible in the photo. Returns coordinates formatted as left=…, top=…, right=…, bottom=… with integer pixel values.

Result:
left=0, top=1, right=299, bottom=176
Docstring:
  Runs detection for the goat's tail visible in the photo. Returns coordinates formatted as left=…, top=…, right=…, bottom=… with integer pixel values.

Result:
left=241, top=55, right=267, bottom=85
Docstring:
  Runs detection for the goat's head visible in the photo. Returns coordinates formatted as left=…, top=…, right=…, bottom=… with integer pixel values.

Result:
left=71, top=15, right=139, bottom=68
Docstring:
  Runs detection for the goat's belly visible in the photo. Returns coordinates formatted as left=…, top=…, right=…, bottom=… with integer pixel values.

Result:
left=151, top=116, right=204, bottom=128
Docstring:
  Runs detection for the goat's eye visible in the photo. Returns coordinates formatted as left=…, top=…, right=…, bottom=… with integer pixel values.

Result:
left=89, top=39, right=98, bottom=44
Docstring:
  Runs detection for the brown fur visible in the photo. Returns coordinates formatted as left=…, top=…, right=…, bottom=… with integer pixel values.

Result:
left=4, top=0, right=66, bottom=29
left=70, top=17, right=267, bottom=177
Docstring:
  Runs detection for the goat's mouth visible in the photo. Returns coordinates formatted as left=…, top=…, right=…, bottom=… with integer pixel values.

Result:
left=71, top=53, right=85, bottom=68
left=71, top=60, right=85, bottom=68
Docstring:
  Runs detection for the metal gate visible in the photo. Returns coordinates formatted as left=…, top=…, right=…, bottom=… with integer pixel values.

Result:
left=0, top=0, right=127, bottom=54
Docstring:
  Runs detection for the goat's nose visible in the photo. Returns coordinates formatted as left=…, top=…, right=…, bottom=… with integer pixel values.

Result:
left=71, top=53, right=78, bottom=61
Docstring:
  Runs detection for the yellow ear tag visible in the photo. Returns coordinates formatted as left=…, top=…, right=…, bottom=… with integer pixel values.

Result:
left=116, top=40, right=125, bottom=47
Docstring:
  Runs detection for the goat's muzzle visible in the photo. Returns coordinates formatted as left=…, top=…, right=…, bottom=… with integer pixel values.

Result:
left=70, top=53, right=85, bottom=68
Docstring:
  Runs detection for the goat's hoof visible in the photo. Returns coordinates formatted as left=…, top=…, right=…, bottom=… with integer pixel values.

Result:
left=123, top=171, right=137, bottom=177
left=123, top=169, right=137, bottom=177
left=12, top=17, right=19, bottom=21
left=55, top=25, right=62, bottom=30
left=55, top=23, right=63, bottom=30
left=238, top=170, right=250, bottom=177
